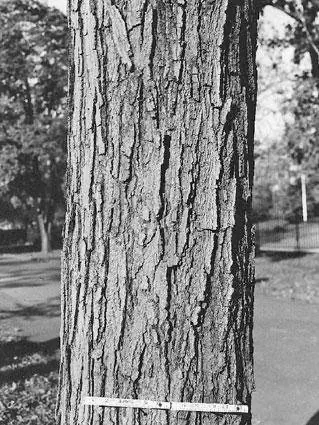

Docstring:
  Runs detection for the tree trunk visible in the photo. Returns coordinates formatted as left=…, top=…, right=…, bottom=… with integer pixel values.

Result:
left=58, top=1, right=258, bottom=424
left=37, top=213, right=52, bottom=254
left=309, top=46, right=319, bottom=79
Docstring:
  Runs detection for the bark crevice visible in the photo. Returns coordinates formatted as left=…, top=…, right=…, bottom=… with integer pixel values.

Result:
left=58, top=1, right=257, bottom=424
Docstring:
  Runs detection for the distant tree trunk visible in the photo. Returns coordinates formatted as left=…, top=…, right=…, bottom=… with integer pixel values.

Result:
left=37, top=213, right=52, bottom=254
left=58, top=1, right=258, bottom=425
left=309, top=46, right=319, bottom=78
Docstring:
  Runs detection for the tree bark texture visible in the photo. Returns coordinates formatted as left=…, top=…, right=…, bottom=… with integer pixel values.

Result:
left=58, top=1, right=258, bottom=424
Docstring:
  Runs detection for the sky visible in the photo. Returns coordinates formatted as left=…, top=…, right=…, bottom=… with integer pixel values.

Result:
left=47, top=0, right=66, bottom=13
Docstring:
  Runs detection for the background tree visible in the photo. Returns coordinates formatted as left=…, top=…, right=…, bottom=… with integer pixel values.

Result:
left=253, top=10, right=296, bottom=221
left=58, top=1, right=258, bottom=424
left=259, top=0, right=319, bottom=77
left=0, top=0, right=68, bottom=253
left=254, top=1, right=319, bottom=221
left=277, top=0, right=319, bottom=219
left=281, top=75, right=319, bottom=218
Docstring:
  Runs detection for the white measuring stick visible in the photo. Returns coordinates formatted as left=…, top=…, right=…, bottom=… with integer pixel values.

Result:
left=83, top=397, right=170, bottom=410
left=83, top=397, right=248, bottom=414
left=170, top=401, right=248, bottom=413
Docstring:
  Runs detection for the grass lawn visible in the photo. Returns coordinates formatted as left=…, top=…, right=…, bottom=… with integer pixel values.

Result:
left=256, top=251, right=319, bottom=304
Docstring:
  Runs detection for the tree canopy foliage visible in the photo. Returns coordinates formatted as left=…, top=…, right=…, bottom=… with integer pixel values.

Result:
left=261, top=1, right=319, bottom=69
left=0, top=0, right=68, bottom=251
left=0, top=0, right=318, bottom=230
left=255, top=0, right=319, bottom=221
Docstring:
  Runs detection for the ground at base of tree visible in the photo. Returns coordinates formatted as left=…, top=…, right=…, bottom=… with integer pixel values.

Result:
left=1, top=251, right=319, bottom=425
left=0, top=251, right=60, bottom=425
left=0, top=332, right=58, bottom=425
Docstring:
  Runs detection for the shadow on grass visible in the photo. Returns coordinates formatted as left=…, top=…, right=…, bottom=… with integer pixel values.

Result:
left=255, top=277, right=270, bottom=284
left=0, top=358, right=59, bottom=384
left=0, top=297, right=60, bottom=319
left=0, top=337, right=59, bottom=367
left=0, top=272, right=61, bottom=289
left=0, top=257, right=60, bottom=268
left=0, top=337, right=59, bottom=384
left=256, top=250, right=310, bottom=262
left=305, top=411, right=319, bottom=425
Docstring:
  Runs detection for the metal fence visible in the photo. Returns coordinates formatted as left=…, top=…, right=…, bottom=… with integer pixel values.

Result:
left=255, top=218, right=319, bottom=252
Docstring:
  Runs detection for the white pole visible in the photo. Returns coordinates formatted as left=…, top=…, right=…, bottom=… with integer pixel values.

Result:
left=301, top=174, right=307, bottom=222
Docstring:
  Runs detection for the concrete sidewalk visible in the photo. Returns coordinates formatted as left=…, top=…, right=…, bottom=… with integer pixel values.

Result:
left=253, top=292, right=319, bottom=425
left=0, top=252, right=61, bottom=341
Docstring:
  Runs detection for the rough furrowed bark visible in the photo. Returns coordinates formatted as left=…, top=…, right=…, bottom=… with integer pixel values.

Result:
left=58, top=1, right=258, bottom=424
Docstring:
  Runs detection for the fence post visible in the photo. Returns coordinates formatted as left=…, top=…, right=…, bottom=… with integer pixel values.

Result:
left=295, top=221, right=300, bottom=251
left=301, top=174, right=308, bottom=222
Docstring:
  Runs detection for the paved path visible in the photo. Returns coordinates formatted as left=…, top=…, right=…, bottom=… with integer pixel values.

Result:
left=253, top=293, right=319, bottom=425
left=0, top=253, right=61, bottom=341
left=0, top=253, right=319, bottom=425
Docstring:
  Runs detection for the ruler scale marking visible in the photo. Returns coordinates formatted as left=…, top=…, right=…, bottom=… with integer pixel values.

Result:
left=83, top=397, right=248, bottom=414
